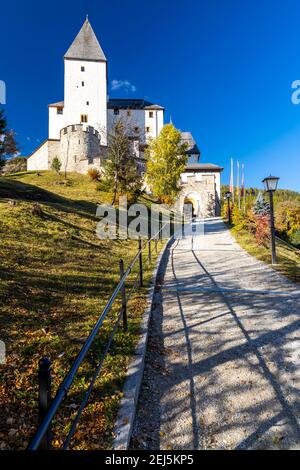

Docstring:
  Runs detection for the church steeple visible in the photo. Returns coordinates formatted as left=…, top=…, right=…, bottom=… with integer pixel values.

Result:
left=64, top=18, right=106, bottom=62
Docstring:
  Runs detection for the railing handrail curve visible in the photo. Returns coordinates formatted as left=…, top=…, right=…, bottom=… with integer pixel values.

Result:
left=28, top=223, right=168, bottom=450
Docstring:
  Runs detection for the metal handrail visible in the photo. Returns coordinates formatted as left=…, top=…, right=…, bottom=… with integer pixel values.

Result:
left=28, top=223, right=168, bottom=450
left=275, top=235, right=300, bottom=254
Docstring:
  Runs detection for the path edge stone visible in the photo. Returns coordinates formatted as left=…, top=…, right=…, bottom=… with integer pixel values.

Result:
left=112, top=239, right=170, bottom=450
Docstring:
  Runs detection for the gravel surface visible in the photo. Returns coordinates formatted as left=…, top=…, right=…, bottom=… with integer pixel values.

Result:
left=130, top=219, right=300, bottom=450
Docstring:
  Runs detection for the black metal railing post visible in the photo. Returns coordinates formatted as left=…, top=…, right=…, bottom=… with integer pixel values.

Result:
left=38, top=357, right=52, bottom=450
left=170, top=211, right=174, bottom=238
left=138, top=239, right=143, bottom=287
left=155, top=238, right=158, bottom=253
left=148, top=239, right=151, bottom=263
left=119, top=259, right=127, bottom=331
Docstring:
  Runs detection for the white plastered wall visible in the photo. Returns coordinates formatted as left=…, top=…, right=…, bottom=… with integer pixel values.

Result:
left=49, top=107, right=64, bottom=140
left=64, top=59, right=107, bottom=144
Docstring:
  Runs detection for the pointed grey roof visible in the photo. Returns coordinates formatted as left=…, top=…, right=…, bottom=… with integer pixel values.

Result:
left=64, top=19, right=106, bottom=62
left=181, top=132, right=200, bottom=155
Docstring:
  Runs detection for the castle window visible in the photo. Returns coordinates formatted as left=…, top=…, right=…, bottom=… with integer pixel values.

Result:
left=149, top=111, right=153, bottom=118
left=57, top=107, right=63, bottom=115
left=114, top=109, right=119, bottom=115
left=71, top=125, right=76, bottom=131
left=86, top=101, right=89, bottom=106
left=81, top=66, right=85, bottom=72
left=74, top=155, right=77, bottom=162
left=80, top=114, right=88, bottom=123
left=82, top=81, right=84, bottom=86
left=146, top=126, right=150, bottom=133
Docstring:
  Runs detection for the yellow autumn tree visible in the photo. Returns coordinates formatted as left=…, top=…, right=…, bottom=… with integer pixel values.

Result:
left=145, top=124, right=187, bottom=204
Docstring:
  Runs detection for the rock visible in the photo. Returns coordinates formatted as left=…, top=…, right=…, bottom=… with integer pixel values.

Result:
left=8, top=200, right=17, bottom=206
left=31, top=203, right=43, bottom=216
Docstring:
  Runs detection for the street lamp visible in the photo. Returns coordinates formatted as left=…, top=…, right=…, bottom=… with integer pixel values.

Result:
left=224, top=191, right=232, bottom=225
left=262, top=175, right=280, bottom=264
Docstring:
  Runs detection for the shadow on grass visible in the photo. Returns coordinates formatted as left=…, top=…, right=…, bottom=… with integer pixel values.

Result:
left=0, top=177, right=99, bottom=219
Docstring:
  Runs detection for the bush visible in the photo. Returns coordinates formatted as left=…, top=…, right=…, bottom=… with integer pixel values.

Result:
left=159, top=195, right=174, bottom=206
left=88, top=167, right=101, bottom=181
left=254, top=214, right=270, bottom=246
left=231, top=205, right=249, bottom=230
left=224, top=190, right=300, bottom=251
left=275, top=201, right=300, bottom=238
left=51, top=157, right=62, bottom=175
left=2, top=156, right=27, bottom=174
left=97, top=178, right=110, bottom=192
left=228, top=204, right=270, bottom=247
left=290, top=227, right=300, bottom=247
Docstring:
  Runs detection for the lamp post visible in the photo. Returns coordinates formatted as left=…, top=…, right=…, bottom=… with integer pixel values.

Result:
left=224, top=191, right=232, bottom=225
left=262, top=175, right=280, bottom=265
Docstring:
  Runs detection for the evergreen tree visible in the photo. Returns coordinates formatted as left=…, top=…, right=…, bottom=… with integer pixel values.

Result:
left=0, top=108, right=18, bottom=171
left=253, top=191, right=270, bottom=216
left=145, top=124, right=187, bottom=203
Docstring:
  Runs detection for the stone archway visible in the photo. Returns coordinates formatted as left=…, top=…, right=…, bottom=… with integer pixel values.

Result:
left=183, top=192, right=201, bottom=218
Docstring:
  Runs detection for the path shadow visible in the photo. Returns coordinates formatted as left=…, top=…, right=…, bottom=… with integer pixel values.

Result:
left=130, top=238, right=173, bottom=449
left=130, top=219, right=300, bottom=450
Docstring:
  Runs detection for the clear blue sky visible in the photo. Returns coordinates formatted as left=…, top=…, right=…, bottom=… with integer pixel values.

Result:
left=2, top=0, right=300, bottom=191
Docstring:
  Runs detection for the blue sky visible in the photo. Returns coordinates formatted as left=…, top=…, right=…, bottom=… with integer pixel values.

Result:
left=2, top=0, right=300, bottom=191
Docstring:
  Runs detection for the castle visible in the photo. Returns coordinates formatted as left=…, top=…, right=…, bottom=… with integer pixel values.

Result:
left=27, top=18, right=223, bottom=217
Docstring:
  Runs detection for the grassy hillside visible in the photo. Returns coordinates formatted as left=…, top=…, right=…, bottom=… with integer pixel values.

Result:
left=0, top=171, right=163, bottom=450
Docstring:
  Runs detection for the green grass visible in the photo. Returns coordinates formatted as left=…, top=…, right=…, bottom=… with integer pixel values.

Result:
left=0, top=171, right=164, bottom=450
left=231, top=225, right=300, bottom=283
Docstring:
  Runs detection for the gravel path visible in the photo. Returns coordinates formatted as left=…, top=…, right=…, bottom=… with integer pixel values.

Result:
left=130, top=218, right=300, bottom=450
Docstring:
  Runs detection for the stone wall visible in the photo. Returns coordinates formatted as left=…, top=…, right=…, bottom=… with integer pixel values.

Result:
left=178, top=172, right=221, bottom=217
left=27, top=139, right=60, bottom=171
left=48, top=140, right=61, bottom=167
left=59, top=124, right=103, bottom=174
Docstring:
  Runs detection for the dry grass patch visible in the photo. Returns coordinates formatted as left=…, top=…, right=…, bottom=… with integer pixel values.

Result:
left=231, top=226, right=300, bottom=283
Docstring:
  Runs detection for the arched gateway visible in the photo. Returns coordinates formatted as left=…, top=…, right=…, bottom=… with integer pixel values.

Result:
left=183, top=192, right=202, bottom=218
left=178, top=163, right=222, bottom=218
left=177, top=133, right=223, bottom=219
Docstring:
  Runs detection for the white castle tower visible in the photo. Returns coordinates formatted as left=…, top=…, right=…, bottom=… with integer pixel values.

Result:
left=49, top=18, right=107, bottom=144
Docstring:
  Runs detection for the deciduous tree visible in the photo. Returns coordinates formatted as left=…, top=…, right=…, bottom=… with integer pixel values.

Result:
left=145, top=124, right=187, bottom=203
left=102, top=119, right=143, bottom=204
left=51, top=156, right=62, bottom=175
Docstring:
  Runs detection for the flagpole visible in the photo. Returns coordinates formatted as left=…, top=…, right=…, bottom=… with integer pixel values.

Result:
left=230, top=158, right=234, bottom=204
left=242, top=163, right=246, bottom=213
left=237, top=161, right=240, bottom=210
